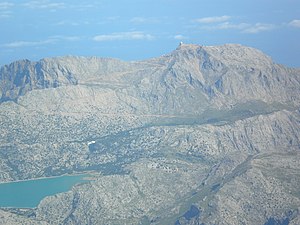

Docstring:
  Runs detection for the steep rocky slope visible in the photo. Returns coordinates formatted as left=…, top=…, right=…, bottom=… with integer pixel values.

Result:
left=0, top=44, right=299, bottom=225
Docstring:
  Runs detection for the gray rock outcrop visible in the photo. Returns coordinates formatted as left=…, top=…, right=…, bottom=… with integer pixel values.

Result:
left=0, top=44, right=299, bottom=225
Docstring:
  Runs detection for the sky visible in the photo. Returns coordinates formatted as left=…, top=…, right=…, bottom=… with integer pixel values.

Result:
left=0, top=0, right=300, bottom=67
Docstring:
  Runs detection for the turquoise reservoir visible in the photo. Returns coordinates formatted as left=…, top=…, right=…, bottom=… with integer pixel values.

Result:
left=0, top=174, right=89, bottom=208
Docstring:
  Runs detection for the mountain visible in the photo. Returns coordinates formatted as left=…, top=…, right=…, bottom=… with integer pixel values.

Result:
left=0, top=44, right=299, bottom=225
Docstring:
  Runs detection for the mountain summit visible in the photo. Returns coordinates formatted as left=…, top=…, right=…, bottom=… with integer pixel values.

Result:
left=1, top=44, right=299, bottom=110
left=0, top=44, right=300, bottom=225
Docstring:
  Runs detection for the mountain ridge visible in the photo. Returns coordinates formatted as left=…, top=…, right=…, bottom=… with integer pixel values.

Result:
left=1, top=43, right=299, bottom=103
left=2, top=44, right=300, bottom=109
left=0, top=43, right=300, bottom=225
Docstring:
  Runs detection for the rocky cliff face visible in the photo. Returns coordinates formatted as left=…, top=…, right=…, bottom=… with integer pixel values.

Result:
left=0, top=56, right=137, bottom=102
left=2, top=44, right=299, bottom=109
left=0, top=44, right=299, bottom=225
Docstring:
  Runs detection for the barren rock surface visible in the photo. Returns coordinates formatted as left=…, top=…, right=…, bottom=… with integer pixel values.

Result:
left=0, top=44, right=299, bottom=224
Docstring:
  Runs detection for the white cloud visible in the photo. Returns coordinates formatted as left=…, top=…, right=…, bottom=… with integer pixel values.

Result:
left=2, top=39, right=56, bottom=48
left=0, top=2, right=14, bottom=19
left=199, top=22, right=249, bottom=31
left=97, top=16, right=121, bottom=25
left=216, top=22, right=250, bottom=30
left=0, top=2, right=14, bottom=10
left=193, top=15, right=276, bottom=34
left=130, top=17, right=160, bottom=24
left=53, top=20, right=90, bottom=26
left=23, top=1, right=100, bottom=11
left=49, top=35, right=82, bottom=41
left=173, top=35, right=188, bottom=40
left=93, top=32, right=155, bottom=41
left=242, top=23, right=275, bottom=33
left=130, top=17, right=147, bottom=23
left=70, top=3, right=98, bottom=10
left=0, top=11, right=12, bottom=18
left=106, top=16, right=121, bottom=21
left=23, top=1, right=65, bottom=10
left=194, top=15, right=231, bottom=24
left=2, top=35, right=83, bottom=48
left=289, top=19, right=300, bottom=28
left=198, top=21, right=275, bottom=34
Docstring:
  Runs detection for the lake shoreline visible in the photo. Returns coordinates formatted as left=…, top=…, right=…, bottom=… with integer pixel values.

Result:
left=0, top=172, right=99, bottom=208
left=0, top=171, right=99, bottom=185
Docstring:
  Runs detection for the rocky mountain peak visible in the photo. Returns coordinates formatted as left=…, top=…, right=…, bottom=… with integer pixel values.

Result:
left=203, top=44, right=274, bottom=69
left=0, top=43, right=300, bottom=225
left=172, top=43, right=274, bottom=69
left=0, top=44, right=299, bottom=108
